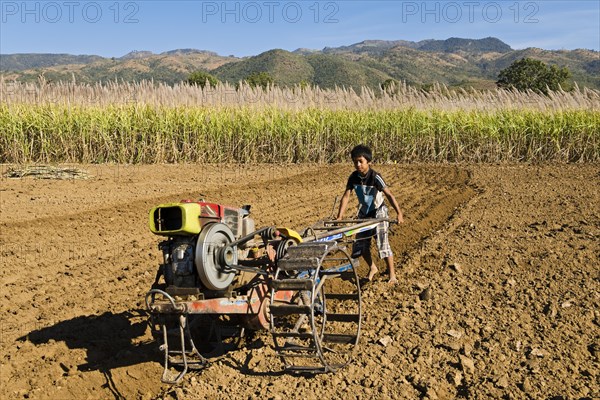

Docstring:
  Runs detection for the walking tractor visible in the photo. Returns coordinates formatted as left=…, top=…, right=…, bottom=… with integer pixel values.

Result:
left=145, top=199, right=391, bottom=384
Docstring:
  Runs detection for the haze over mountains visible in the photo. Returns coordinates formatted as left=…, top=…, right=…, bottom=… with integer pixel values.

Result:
left=1, top=37, right=598, bottom=90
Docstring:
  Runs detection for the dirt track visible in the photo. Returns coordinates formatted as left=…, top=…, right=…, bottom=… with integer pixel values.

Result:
left=0, top=163, right=598, bottom=399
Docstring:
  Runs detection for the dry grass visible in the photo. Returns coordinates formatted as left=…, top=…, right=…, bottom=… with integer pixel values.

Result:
left=1, top=78, right=598, bottom=164
left=2, top=78, right=598, bottom=111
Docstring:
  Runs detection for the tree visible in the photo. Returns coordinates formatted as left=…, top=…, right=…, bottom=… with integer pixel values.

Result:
left=380, top=78, right=399, bottom=94
left=186, top=71, right=219, bottom=88
left=244, top=72, right=274, bottom=89
left=496, top=58, right=571, bottom=95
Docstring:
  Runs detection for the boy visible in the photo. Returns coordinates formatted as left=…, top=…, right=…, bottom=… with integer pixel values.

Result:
left=336, top=145, right=403, bottom=284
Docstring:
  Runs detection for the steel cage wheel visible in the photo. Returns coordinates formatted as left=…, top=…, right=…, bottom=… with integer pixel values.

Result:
left=313, top=246, right=361, bottom=371
left=269, top=242, right=362, bottom=373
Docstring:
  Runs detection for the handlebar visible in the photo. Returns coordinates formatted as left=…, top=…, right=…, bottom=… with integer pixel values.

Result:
left=323, top=218, right=399, bottom=225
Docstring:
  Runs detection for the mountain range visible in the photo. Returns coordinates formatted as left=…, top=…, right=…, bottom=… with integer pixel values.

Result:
left=1, top=37, right=598, bottom=90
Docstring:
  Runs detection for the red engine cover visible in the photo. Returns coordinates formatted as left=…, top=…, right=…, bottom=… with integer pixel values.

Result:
left=180, top=200, right=242, bottom=235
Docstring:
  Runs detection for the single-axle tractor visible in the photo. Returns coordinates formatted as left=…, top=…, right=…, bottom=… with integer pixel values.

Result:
left=145, top=199, right=389, bottom=384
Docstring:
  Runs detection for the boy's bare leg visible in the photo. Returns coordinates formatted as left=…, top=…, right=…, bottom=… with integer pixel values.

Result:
left=385, top=255, right=397, bottom=284
left=368, top=264, right=379, bottom=281
left=363, top=250, right=378, bottom=281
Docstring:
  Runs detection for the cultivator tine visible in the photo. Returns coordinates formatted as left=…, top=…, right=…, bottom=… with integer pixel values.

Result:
left=159, top=324, right=172, bottom=383
left=157, top=313, right=208, bottom=384
left=146, top=289, right=208, bottom=384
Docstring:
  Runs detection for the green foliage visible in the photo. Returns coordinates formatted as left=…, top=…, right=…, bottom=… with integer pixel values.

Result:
left=244, top=72, right=274, bottom=89
left=306, top=54, right=390, bottom=91
left=2, top=104, right=598, bottom=164
left=497, top=58, right=571, bottom=94
left=298, top=80, right=310, bottom=89
left=418, top=37, right=512, bottom=53
left=381, top=79, right=399, bottom=93
left=213, top=49, right=314, bottom=88
left=186, top=71, right=220, bottom=88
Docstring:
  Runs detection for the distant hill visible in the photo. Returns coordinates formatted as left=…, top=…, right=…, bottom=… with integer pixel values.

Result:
left=1, top=50, right=236, bottom=85
left=1, top=38, right=598, bottom=90
left=305, top=54, right=391, bottom=90
left=416, top=37, right=512, bottom=53
left=0, top=53, right=104, bottom=71
left=119, top=50, right=154, bottom=60
left=321, top=39, right=422, bottom=55
left=322, top=37, right=512, bottom=55
left=213, top=49, right=314, bottom=85
left=211, top=49, right=391, bottom=90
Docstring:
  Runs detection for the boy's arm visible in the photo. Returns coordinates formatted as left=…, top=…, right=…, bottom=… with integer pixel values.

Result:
left=336, top=189, right=352, bottom=220
left=382, top=187, right=404, bottom=224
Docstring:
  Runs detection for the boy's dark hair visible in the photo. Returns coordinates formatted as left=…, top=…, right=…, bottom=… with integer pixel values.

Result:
left=350, top=144, right=372, bottom=162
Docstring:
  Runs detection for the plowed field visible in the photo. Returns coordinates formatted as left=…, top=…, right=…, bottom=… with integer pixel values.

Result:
left=1, top=164, right=598, bottom=399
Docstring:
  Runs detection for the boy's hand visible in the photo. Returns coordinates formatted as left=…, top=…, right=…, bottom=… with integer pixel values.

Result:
left=397, top=214, right=404, bottom=224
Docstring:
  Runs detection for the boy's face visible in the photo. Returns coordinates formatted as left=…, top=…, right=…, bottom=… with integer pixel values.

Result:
left=352, top=156, right=370, bottom=176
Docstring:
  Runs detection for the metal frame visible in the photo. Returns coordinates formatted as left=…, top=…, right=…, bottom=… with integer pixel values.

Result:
left=145, top=217, right=393, bottom=383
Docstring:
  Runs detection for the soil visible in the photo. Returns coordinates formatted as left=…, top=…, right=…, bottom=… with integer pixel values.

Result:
left=0, top=163, right=598, bottom=400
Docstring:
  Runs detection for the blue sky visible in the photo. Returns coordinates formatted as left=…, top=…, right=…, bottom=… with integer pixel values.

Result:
left=1, top=1, right=599, bottom=57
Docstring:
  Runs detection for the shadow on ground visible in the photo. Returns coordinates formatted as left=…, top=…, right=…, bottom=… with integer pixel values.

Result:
left=20, top=310, right=158, bottom=398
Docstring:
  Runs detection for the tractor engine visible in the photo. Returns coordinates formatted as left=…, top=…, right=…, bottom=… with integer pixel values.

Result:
left=161, top=237, right=195, bottom=288
left=149, top=201, right=255, bottom=293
